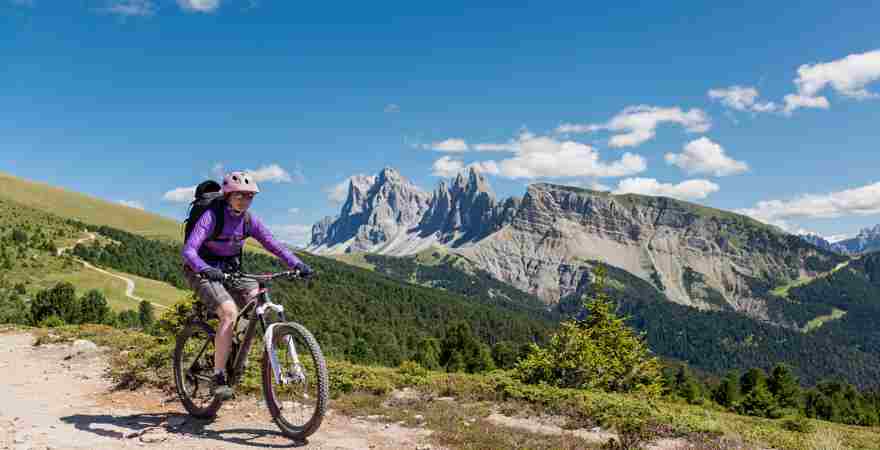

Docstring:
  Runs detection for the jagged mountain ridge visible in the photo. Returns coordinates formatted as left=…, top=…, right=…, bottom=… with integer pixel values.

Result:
left=309, top=167, right=847, bottom=317
left=310, top=167, right=506, bottom=255
left=799, top=233, right=848, bottom=255
left=837, top=225, right=880, bottom=255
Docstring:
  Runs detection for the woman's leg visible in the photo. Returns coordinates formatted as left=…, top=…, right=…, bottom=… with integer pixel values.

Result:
left=213, top=299, right=239, bottom=373
left=184, top=267, right=238, bottom=375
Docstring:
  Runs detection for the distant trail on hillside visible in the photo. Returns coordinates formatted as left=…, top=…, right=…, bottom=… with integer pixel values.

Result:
left=58, top=232, right=170, bottom=311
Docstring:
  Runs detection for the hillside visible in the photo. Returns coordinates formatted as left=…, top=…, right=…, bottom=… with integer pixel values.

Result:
left=0, top=171, right=182, bottom=241
left=320, top=235, right=880, bottom=387
left=0, top=196, right=187, bottom=312
left=0, top=170, right=275, bottom=257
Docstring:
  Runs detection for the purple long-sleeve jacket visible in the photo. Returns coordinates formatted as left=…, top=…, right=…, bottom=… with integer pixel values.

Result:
left=181, top=206, right=303, bottom=273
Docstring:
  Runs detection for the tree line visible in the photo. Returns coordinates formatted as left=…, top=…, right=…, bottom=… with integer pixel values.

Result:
left=0, top=280, right=156, bottom=332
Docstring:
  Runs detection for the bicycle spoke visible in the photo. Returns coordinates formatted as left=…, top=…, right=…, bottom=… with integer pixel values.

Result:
left=177, top=326, right=217, bottom=411
left=267, top=328, right=321, bottom=429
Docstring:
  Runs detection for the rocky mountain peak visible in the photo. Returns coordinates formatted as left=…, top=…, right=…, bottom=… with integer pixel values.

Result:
left=799, top=233, right=848, bottom=255
left=837, top=223, right=880, bottom=254
left=857, top=224, right=880, bottom=238
left=467, top=166, right=494, bottom=197
left=377, top=167, right=402, bottom=185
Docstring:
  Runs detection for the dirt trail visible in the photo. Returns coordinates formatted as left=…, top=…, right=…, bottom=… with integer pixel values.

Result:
left=0, top=332, right=433, bottom=450
left=56, top=232, right=170, bottom=311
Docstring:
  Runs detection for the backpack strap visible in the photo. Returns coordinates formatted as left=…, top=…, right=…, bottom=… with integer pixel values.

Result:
left=243, top=212, right=251, bottom=237
left=207, top=200, right=227, bottom=242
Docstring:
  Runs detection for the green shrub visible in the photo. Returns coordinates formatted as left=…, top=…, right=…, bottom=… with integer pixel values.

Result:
left=516, top=265, right=663, bottom=396
left=780, top=415, right=816, bottom=433
left=38, top=315, right=65, bottom=328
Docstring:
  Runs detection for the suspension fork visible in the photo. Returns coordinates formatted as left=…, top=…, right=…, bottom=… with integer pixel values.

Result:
left=260, top=290, right=305, bottom=384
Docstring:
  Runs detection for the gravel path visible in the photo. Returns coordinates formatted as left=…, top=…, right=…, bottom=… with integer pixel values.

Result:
left=0, top=332, right=434, bottom=450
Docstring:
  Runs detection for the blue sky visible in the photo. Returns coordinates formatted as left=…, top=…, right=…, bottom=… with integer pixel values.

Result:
left=3, top=0, right=880, bottom=244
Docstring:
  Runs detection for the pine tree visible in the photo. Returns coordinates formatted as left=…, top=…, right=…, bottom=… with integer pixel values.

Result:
left=79, top=290, right=110, bottom=325
left=414, top=337, right=441, bottom=370
left=116, top=310, right=140, bottom=328
left=675, top=366, right=702, bottom=404
left=740, top=367, right=767, bottom=396
left=515, top=265, right=663, bottom=396
left=491, top=341, right=520, bottom=369
left=768, top=363, right=802, bottom=410
left=713, top=370, right=741, bottom=408
left=440, top=321, right=493, bottom=374
left=138, top=300, right=155, bottom=330
left=446, top=351, right=466, bottom=373
left=349, top=337, right=371, bottom=363
left=29, top=282, right=77, bottom=326
left=737, top=375, right=781, bottom=418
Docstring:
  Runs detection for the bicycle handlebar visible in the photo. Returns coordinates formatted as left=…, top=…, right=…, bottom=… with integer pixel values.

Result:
left=225, top=269, right=314, bottom=282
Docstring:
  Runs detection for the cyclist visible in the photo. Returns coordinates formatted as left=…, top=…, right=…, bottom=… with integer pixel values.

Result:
left=181, top=171, right=312, bottom=400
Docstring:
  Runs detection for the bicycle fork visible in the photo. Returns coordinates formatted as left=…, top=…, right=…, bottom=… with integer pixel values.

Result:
left=259, top=300, right=306, bottom=386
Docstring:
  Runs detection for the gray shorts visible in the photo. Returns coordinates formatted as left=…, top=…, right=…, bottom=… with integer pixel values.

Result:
left=183, top=266, right=260, bottom=312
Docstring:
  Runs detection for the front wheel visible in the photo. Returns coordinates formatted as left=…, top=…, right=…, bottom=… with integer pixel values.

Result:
left=261, top=322, right=329, bottom=440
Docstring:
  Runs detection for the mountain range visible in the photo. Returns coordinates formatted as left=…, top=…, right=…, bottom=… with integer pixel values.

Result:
left=309, top=167, right=861, bottom=318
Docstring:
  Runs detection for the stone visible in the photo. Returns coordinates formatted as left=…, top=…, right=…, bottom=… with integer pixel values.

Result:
left=66, top=340, right=98, bottom=359
left=381, top=388, right=423, bottom=408
left=139, top=429, right=169, bottom=443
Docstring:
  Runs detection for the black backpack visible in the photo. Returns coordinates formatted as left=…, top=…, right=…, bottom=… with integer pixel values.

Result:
left=183, top=180, right=250, bottom=249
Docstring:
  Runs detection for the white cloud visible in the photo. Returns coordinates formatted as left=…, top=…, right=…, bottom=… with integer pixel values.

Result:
left=101, top=0, right=156, bottom=16
left=470, top=160, right=500, bottom=175
left=177, top=0, right=219, bottom=12
left=431, top=156, right=465, bottom=177
left=325, top=180, right=350, bottom=204
left=117, top=200, right=145, bottom=210
left=495, top=134, right=646, bottom=179
left=664, top=137, right=748, bottom=177
left=426, top=138, right=469, bottom=152
left=708, top=85, right=777, bottom=113
left=557, top=105, right=711, bottom=148
left=825, top=233, right=853, bottom=243
left=795, top=49, right=880, bottom=100
left=472, top=142, right=519, bottom=152
left=614, top=178, right=720, bottom=200
left=247, top=163, right=302, bottom=184
left=783, top=94, right=831, bottom=114
left=737, top=182, right=880, bottom=223
left=162, top=186, right=196, bottom=203
left=270, top=224, right=312, bottom=246
left=784, top=49, right=880, bottom=113
left=384, top=103, right=400, bottom=113
left=431, top=157, right=500, bottom=177
left=288, top=207, right=300, bottom=214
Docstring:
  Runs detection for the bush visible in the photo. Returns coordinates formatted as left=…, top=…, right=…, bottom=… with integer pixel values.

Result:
left=780, top=415, right=816, bottom=433
left=39, top=315, right=65, bottom=328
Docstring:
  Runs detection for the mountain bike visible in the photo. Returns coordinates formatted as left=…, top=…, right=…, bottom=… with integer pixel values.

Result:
left=172, top=270, right=329, bottom=440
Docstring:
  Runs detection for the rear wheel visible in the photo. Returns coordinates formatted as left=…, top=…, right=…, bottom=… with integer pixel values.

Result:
left=173, top=322, right=222, bottom=418
left=261, top=322, right=329, bottom=440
